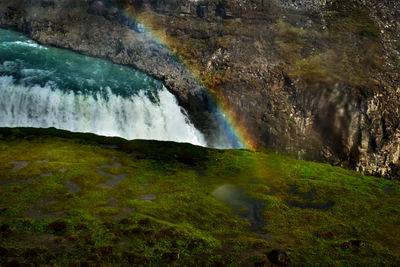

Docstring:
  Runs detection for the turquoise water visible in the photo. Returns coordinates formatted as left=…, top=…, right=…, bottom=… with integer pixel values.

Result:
left=0, top=29, right=160, bottom=99
left=0, top=29, right=207, bottom=146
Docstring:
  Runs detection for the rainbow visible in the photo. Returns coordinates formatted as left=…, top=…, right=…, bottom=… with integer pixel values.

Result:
left=107, top=1, right=256, bottom=150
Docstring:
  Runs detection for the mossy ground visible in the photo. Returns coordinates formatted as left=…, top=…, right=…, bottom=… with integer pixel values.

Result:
left=0, top=128, right=399, bottom=266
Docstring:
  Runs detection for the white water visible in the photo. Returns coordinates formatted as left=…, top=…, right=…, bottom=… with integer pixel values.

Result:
left=0, top=76, right=206, bottom=146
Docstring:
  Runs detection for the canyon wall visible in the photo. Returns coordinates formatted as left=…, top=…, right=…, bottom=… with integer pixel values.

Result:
left=0, top=0, right=399, bottom=178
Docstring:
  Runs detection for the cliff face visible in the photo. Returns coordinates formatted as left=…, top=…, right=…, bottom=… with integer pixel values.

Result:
left=0, top=0, right=399, bottom=178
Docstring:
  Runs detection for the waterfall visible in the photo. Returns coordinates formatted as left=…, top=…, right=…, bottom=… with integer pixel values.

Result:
left=0, top=29, right=206, bottom=146
left=0, top=76, right=205, bottom=145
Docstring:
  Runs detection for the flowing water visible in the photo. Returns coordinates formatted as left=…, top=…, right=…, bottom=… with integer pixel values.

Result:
left=0, top=29, right=207, bottom=146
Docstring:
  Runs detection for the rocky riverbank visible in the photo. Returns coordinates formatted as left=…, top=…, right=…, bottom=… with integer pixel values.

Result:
left=0, top=0, right=399, bottom=178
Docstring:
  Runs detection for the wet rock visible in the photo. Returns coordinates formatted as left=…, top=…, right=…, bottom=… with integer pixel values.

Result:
left=33, top=159, right=49, bottom=163
left=140, top=182, right=151, bottom=190
left=139, top=194, right=156, bottom=201
left=267, top=250, right=290, bottom=266
left=64, top=180, right=80, bottom=193
left=9, top=161, right=29, bottom=171
left=25, top=198, right=63, bottom=220
left=113, top=207, right=135, bottom=221
left=97, top=161, right=127, bottom=188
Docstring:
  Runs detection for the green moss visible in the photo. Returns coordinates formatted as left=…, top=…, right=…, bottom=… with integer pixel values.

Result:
left=0, top=127, right=399, bottom=266
left=273, top=7, right=384, bottom=90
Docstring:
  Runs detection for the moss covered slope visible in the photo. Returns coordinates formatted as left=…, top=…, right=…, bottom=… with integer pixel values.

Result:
left=0, top=128, right=399, bottom=266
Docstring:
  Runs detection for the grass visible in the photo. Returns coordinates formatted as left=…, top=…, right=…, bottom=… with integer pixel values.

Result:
left=0, top=127, right=399, bottom=266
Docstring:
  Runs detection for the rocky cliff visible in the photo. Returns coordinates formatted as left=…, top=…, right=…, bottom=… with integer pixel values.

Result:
left=0, top=0, right=399, bottom=178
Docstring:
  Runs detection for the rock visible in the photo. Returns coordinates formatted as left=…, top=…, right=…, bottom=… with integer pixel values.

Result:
left=340, top=241, right=352, bottom=250
left=162, top=251, right=180, bottom=263
left=139, top=194, right=157, bottom=201
left=267, top=250, right=290, bottom=266
left=341, top=240, right=366, bottom=249
left=48, top=220, right=67, bottom=233
left=0, top=0, right=399, bottom=178
left=350, top=240, right=365, bottom=247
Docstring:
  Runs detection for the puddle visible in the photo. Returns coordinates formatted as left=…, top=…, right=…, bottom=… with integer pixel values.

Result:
left=9, top=161, right=29, bottom=171
left=286, top=184, right=335, bottom=210
left=286, top=200, right=335, bottom=210
left=139, top=194, right=157, bottom=201
left=289, top=184, right=316, bottom=200
left=213, top=184, right=267, bottom=232
left=0, top=172, right=53, bottom=187
left=64, top=180, right=80, bottom=194
left=25, top=197, right=64, bottom=219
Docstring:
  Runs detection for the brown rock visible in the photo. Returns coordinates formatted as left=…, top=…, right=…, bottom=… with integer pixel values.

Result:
left=267, top=250, right=290, bottom=266
left=48, top=220, right=67, bottom=233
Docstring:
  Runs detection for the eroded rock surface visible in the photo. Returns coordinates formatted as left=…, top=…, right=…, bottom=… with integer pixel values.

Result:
left=0, top=0, right=399, bottom=178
